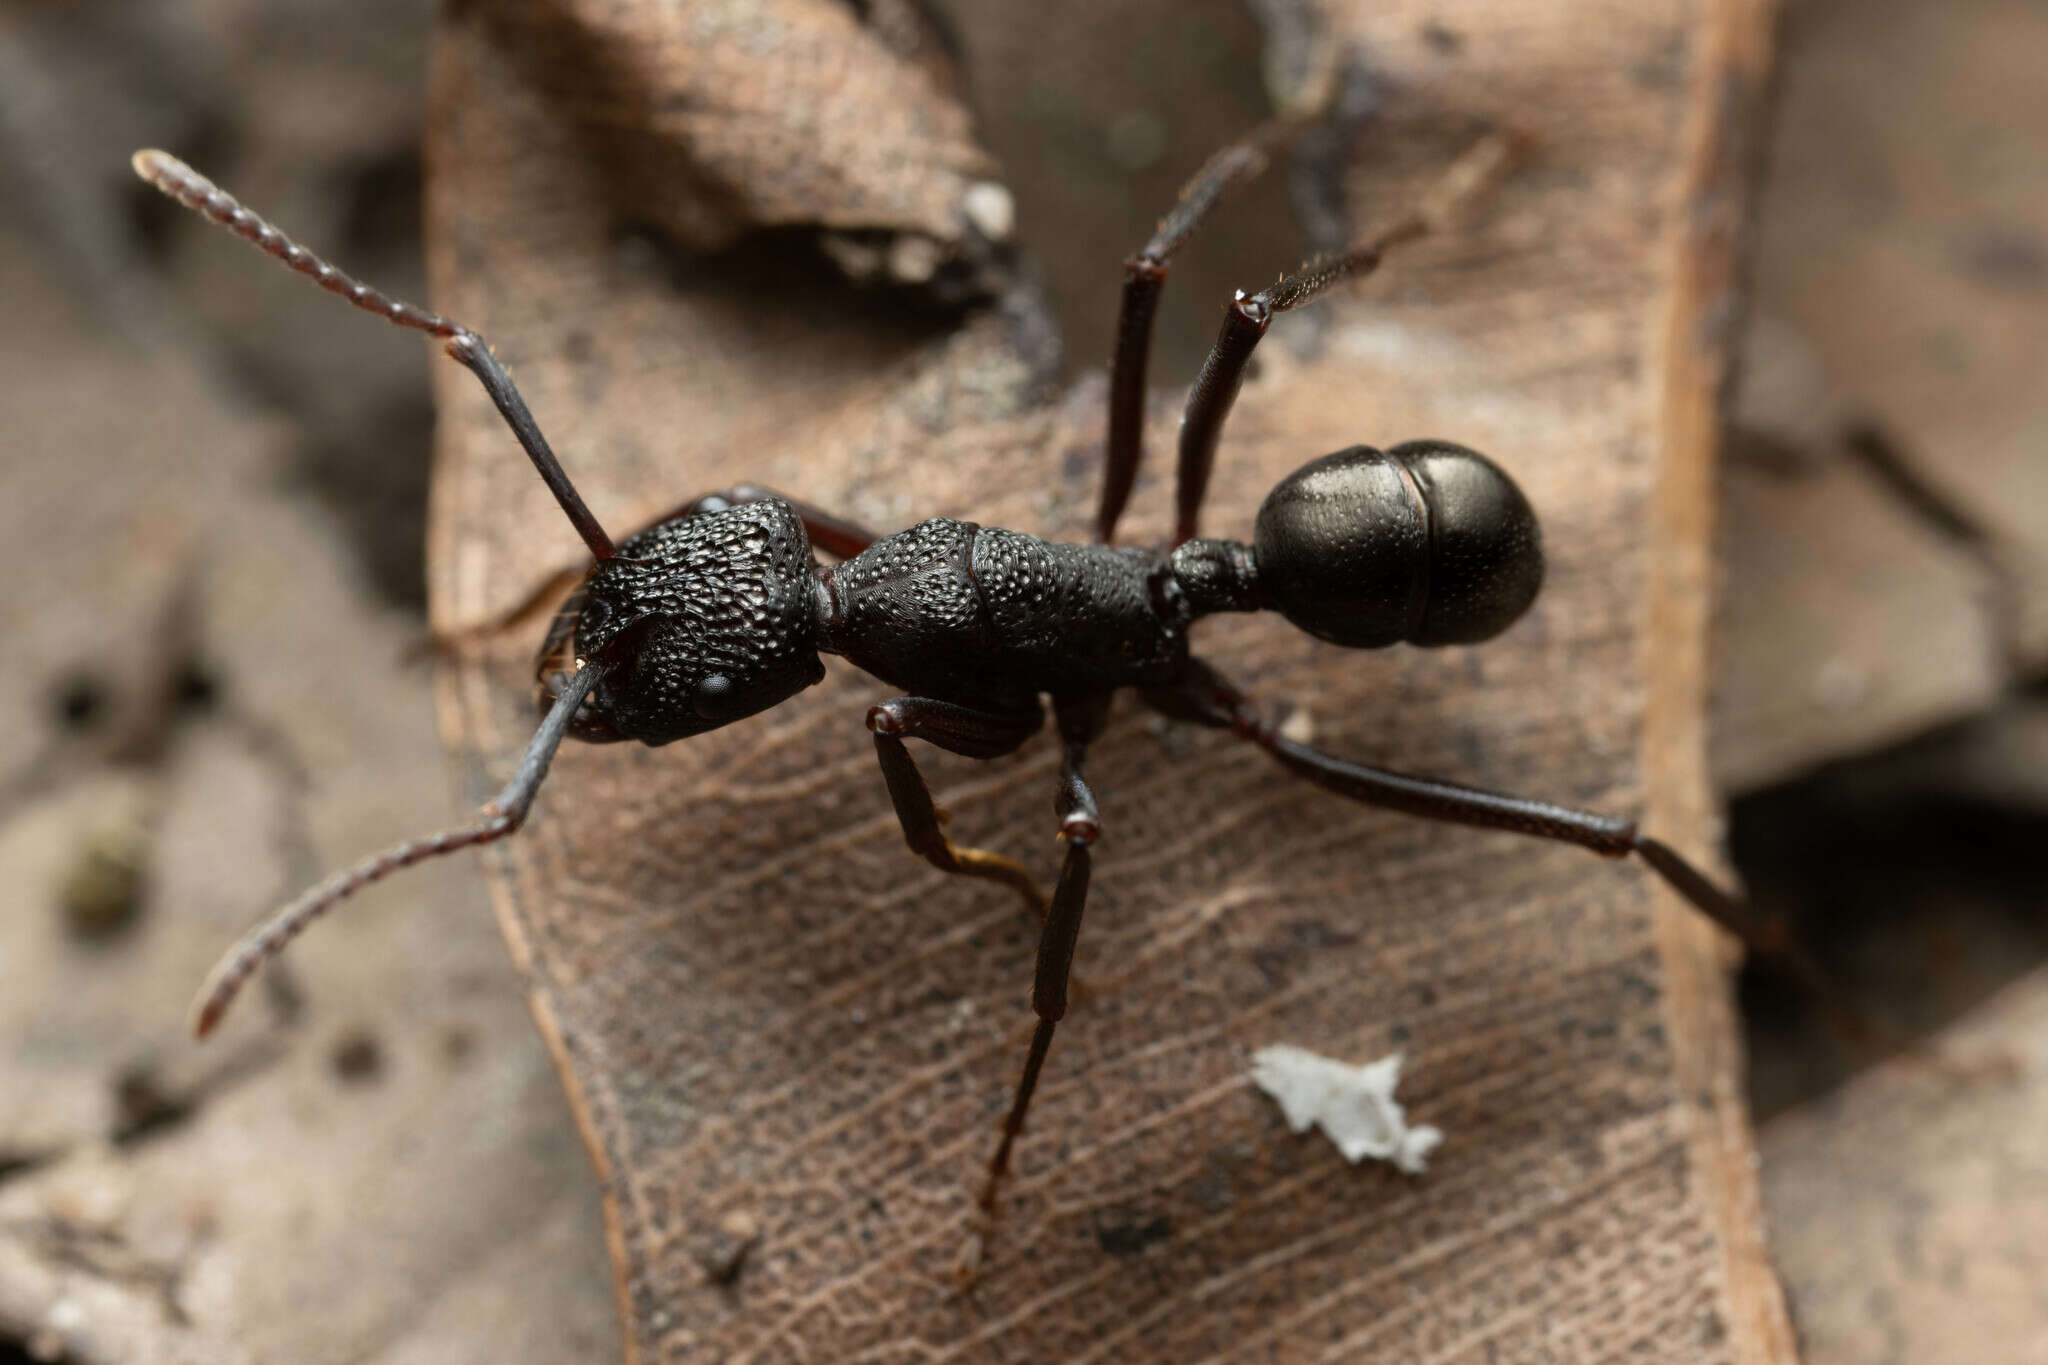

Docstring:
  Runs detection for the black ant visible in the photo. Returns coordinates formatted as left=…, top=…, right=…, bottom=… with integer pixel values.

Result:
left=133, top=127, right=1821, bottom=1246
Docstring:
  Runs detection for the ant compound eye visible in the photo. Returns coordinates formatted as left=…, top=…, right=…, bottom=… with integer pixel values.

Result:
left=694, top=672, right=740, bottom=721
left=579, top=596, right=613, bottom=635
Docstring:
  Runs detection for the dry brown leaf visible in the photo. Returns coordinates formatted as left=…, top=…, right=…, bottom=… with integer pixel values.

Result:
left=464, top=0, right=994, bottom=253
left=426, top=0, right=1791, bottom=1360
left=1714, top=0, right=2048, bottom=792
left=1762, top=966, right=2048, bottom=1365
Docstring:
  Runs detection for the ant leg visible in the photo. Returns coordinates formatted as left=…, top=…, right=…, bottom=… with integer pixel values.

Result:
left=1173, top=131, right=1519, bottom=544
left=1141, top=657, right=1861, bottom=1034
left=868, top=697, right=1048, bottom=914
left=965, top=696, right=1107, bottom=1280
left=1098, top=126, right=1289, bottom=545
left=686, top=485, right=879, bottom=560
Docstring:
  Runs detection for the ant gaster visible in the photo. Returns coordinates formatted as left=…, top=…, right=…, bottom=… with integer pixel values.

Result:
left=135, top=129, right=1812, bottom=1245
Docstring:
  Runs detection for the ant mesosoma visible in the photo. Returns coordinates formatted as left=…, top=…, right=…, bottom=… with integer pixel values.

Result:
left=134, top=127, right=1811, bottom=1238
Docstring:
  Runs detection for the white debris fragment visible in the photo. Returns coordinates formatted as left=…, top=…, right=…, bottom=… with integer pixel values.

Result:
left=1276, top=704, right=1317, bottom=745
left=1249, top=1045, right=1443, bottom=1173
left=961, top=180, right=1016, bottom=242
left=887, top=232, right=941, bottom=285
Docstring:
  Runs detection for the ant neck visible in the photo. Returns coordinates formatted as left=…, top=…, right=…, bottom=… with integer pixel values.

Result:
left=1169, top=537, right=1265, bottom=619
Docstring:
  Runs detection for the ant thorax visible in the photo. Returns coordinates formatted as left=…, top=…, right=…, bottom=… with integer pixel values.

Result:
left=816, top=518, right=1192, bottom=700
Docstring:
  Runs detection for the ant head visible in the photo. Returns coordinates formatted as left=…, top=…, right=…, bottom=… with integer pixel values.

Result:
left=546, top=498, right=826, bottom=746
left=1254, top=441, right=1543, bottom=649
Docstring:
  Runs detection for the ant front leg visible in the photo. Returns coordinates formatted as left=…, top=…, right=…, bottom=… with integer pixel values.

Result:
left=867, top=697, right=1047, bottom=915
left=418, top=563, right=592, bottom=665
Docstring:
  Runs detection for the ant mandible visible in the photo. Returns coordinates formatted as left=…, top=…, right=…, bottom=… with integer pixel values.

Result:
left=133, top=125, right=1809, bottom=1235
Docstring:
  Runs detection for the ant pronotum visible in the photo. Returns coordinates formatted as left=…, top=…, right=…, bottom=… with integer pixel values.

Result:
left=133, top=124, right=1830, bottom=1256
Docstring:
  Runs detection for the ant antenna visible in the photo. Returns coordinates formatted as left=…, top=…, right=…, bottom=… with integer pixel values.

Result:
left=189, top=663, right=605, bottom=1038
left=130, top=149, right=618, bottom=562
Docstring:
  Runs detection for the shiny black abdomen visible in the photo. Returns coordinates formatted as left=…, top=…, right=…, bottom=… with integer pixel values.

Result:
left=821, top=518, right=1189, bottom=702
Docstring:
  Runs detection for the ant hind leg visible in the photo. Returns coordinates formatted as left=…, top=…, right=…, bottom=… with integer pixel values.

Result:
left=1172, top=131, right=1520, bottom=544
left=1142, top=656, right=1889, bottom=1053
left=1098, top=126, right=1286, bottom=545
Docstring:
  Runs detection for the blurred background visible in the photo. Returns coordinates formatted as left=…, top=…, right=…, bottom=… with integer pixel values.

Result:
left=2, top=0, right=2043, bottom=1360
